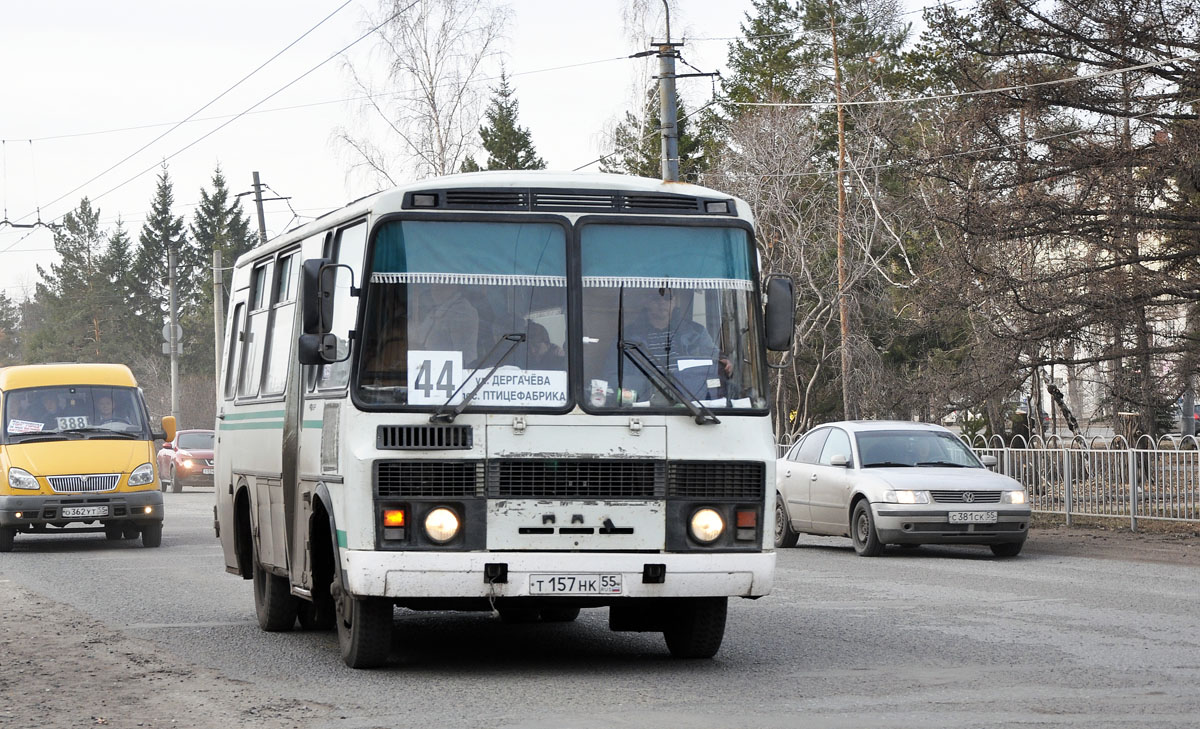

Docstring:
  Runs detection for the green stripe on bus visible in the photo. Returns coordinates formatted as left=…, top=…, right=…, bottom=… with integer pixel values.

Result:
left=301, top=420, right=323, bottom=429
left=219, top=421, right=283, bottom=431
left=221, top=410, right=286, bottom=421
left=336, top=530, right=347, bottom=548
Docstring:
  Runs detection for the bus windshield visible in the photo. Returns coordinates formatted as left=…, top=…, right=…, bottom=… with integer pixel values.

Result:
left=4, top=385, right=149, bottom=438
left=580, top=223, right=767, bottom=412
left=356, top=219, right=569, bottom=408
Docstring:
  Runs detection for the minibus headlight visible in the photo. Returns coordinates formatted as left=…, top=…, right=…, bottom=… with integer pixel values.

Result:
left=129, top=463, right=155, bottom=486
left=8, top=468, right=39, bottom=491
left=424, top=508, right=460, bottom=544
left=689, top=508, right=725, bottom=544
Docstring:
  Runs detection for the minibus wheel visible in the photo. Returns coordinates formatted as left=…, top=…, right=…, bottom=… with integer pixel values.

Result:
left=252, top=538, right=297, bottom=631
left=0, top=527, right=14, bottom=552
left=142, top=523, right=162, bottom=548
left=104, top=523, right=123, bottom=541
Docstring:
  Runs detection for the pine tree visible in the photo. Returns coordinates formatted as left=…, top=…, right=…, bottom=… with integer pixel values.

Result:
left=26, top=198, right=112, bottom=362
left=474, top=71, right=546, bottom=171
left=0, top=290, right=22, bottom=365
left=132, top=166, right=189, bottom=364
left=185, top=166, right=256, bottom=374
left=723, top=0, right=808, bottom=111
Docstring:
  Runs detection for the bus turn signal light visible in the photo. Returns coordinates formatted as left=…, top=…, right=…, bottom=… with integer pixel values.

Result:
left=383, top=509, right=406, bottom=527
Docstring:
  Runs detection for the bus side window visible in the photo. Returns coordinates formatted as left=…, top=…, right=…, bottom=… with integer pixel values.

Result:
left=224, top=302, right=247, bottom=400
left=262, top=251, right=299, bottom=396
left=239, top=261, right=273, bottom=399
left=316, top=221, right=367, bottom=391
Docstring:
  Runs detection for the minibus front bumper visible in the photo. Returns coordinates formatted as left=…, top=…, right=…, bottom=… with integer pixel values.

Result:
left=0, top=490, right=164, bottom=528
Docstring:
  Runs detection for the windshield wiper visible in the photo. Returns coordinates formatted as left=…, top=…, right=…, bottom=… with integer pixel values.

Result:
left=619, top=340, right=719, bottom=425
left=6, top=432, right=72, bottom=443
left=61, top=426, right=140, bottom=440
left=863, top=461, right=913, bottom=468
left=429, top=332, right=526, bottom=423
left=915, top=460, right=968, bottom=468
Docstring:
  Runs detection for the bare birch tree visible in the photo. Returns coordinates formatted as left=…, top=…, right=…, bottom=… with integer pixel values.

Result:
left=340, top=0, right=510, bottom=184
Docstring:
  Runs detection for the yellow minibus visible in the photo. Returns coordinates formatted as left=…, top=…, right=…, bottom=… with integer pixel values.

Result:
left=0, top=363, right=176, bottom=550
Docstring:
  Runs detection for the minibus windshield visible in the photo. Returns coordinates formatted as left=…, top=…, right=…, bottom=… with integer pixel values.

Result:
left=4, top=386, right=149, bottom=439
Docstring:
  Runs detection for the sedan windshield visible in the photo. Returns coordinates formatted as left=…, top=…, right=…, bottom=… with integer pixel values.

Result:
left=4, top=385, right=149, bottom=438
left=355, top=219, right=568, bottom=409
left=580, top=223, right=767, bottom=411
left=856, top=430, right=982, bottom=468
left=178, top=432, right=214, bottom=450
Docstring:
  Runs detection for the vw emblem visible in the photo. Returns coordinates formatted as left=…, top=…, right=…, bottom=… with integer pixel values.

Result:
left=962, top=492, right=975, bottom=503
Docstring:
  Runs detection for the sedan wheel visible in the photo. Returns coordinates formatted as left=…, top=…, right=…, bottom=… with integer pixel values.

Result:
left=774, top=493, right=799, bottom=549
left=990, top=542, right=1024, bottom=558
left=850, top=500, right=883, bottom=557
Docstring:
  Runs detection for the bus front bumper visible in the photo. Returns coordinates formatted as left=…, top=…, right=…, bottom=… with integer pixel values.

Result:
left=342, top=550, right=776, bottom=600
left=0, top=490, right=164, bottom=528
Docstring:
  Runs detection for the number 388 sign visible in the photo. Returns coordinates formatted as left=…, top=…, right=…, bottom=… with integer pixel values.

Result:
left=407, top=351, right=465, bottom=405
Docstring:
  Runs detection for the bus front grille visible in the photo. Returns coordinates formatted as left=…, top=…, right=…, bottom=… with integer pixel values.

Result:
left=487, top=459, right=664, bottom=499
left=667, top=461, right=765, bottom=499
left=375, top=461, right=485, bottom=498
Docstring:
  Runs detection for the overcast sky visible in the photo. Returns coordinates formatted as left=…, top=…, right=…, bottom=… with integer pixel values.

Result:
left=0, top=0, right=777, bottom=300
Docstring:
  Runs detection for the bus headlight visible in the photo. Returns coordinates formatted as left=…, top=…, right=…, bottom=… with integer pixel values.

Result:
left=424, top=507, right=460, bottom=544
left=128, top=463, right=155, bottom=486
left=689, top=508, right=725, bottom=544
left=9, top=467, right=39, bottom=490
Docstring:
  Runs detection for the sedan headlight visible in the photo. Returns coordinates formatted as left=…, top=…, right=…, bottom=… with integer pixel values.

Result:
left=181, top=459, right=194, bottom=469
left=884, top=490, right=930, bottom=504
left=8, top=467, right=39, bottom=490
left=128, top=463, right=155, bottom=486
left=689, top=508, right=725, bottom=543
left=1002, top=490, right=1027, bottom=504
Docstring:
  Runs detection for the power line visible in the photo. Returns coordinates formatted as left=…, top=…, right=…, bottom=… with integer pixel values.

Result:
left=727, top=52, right=1199, bottom=109
left=6, top=1, right=356, bottom=228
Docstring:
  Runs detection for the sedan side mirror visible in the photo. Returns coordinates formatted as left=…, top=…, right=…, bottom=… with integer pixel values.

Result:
left=980, top=454, right=997, bottom=468
left=830, top=454, right=850, bottom=467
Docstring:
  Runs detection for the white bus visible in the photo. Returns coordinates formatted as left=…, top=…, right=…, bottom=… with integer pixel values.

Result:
left=214, top=171, right=794, bottom=668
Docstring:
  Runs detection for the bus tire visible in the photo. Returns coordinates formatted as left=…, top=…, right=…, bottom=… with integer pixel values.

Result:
left=663, top=597, right=727, bottom=659
left=122, top=523, right=140, bottom=540
left=141, top=523, right=163, bottom=548
left=253, top=539, right=297, bottom=632
left=297, top=599, right=335, bottom=631
left=0, top=527, right=14, bottom=552
left=335, top=588, right=393, bottom=669
left=104, top=523, right=123, bottom=541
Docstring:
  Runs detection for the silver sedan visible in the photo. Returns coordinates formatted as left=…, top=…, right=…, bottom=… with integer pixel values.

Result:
left=775, top=421, right=1031, bottom=557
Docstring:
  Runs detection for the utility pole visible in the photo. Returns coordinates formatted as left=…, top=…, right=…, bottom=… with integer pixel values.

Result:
left=212, top=249, right=224, bottom=383
left=168, top=247, right=181, bottom=426
left=252, top=171, right=269, bottom=245
left=828, top=0, right=853, bottom=421
left=655, top=1, right=681, bottom=182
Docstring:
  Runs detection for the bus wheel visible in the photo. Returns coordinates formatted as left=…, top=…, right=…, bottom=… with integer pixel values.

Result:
left=333, top=580, right=393, bottom=669
left=141, top=523, right=163, bottom=548
left=104, top=523, right=123, bottom=541
left=122, top=523, right=140, bottom=540
left=0, top=527, right=15, bottom=552
left=252, top=540, right=297, bottom=632
left=663, top=597, right=727, bottom=659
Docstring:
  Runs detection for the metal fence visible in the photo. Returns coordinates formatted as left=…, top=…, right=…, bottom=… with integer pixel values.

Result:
left=969, top=434, right=1200, bottom=529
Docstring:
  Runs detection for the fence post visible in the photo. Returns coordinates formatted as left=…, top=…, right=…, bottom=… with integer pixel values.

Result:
left=1063, top=448, right=1072, bottom=527
left=1128, top=446, right=1138, bottom=532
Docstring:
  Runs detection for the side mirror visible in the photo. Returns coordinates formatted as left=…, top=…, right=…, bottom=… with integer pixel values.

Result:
left=301, top=257, right=337, bottom=335
left=764, top=275, right=795, bottom=352
left=163, top=442, right=176, bottom=451
left=298, top=333, right=342, bottom=365
left=160, top=415, right=177, bottom=444
left=830, top=454, right=850, bottom=467
left=981, top=454, right=998, bottom=468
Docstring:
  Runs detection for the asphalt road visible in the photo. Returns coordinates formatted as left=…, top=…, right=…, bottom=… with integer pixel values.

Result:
left=2, top=490, right=1198, bottom=729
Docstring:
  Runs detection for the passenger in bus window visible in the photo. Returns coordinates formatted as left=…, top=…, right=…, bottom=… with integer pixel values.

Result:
left=31, top=391, right=64, bottom=428
left=525, top=320, right=565, bottom=370
left=95, top=393, right=132, bottom=425
left=411, top=285, right=479, bottom=365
